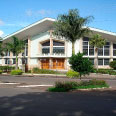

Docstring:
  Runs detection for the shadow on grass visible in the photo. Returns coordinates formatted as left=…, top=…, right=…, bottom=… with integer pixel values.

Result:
left=0, top=90, right=116, bottom=116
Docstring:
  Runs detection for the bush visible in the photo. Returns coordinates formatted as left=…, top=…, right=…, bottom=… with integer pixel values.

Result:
left=55, top=81, right=78, bottom=90
left=95, top=69, right=116, bottom=75
left=66, top=70, right=79, bottom=78
left=110, top=61, right=116, bottom=69
left=0, top=66, right=15, bottom=72
left=69, top=53, right=93, bottom=79
left=88, top=79, right=106, bottom=86
left=11, top=70, right=23, bottom=75
left=0, top=70, right=2, bottom=74
left=32, top=67, right=58, bottom=74
left=32, top=67, right=39, bottom=73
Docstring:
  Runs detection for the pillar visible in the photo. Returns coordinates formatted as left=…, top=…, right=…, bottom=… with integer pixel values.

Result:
left=28, top=36, right=31, bottom=69
left=110, top=41, right=113, bottom=62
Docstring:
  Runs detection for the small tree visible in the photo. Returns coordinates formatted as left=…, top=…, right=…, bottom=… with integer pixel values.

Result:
left=89, top=34, right=106, bottom=70
left=69, top=52, right=93, bottom=79
left=5, top=36, right=25, bottom=69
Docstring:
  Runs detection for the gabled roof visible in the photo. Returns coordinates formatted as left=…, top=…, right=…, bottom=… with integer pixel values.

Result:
left=3, top=18, right=55, bottom=42
left=3, top=17, right=116, bottom=42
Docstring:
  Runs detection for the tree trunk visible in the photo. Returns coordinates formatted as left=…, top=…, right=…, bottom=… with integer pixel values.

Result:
left=15, top=55, right=18, bottom=70
left=72, top=42, right=75, bottom=55
left=80, top=74, right=82, bottom=80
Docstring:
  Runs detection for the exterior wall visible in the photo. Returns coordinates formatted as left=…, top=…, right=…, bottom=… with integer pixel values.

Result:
left=1, top=29, right=116, bottom=71
left=30, top=31, right=50, bottom=57
left=0, top=59, right=2, bottom=64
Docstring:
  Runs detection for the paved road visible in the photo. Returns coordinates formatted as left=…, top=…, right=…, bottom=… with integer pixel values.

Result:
left=0, top=88, right=116, bottom=116
left=0, top=75, right=116, bottom=116
left=0, top=75, right=116, bottom=88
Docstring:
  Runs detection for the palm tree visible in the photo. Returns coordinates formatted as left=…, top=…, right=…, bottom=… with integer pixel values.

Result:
left=53, top=9, right=93, bottom=55
left=0, top=37, right=4, bottom=56
left=5, top=36, right=25, bottom=69
left=89, top=34, right=106, bottom=70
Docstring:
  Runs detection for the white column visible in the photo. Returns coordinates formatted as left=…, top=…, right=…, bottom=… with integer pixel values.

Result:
left=110, top=42, right=113, bottom=62
left=79, top=38, right=83, bottom=53
left=28, top=36, right=31, bottom=70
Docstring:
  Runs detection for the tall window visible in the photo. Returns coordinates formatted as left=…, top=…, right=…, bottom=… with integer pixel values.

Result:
left=98, top=59, right=109, bottom=66
left=42, top=41, right=50, bottom=54
left=53, top=41, right=64, bottom=54
left=22, top=40, right=28, bottom=56
left=83, top=37, right=94, bottom=56
left=98, top=42, right=110, bottom=56
left=113, top=43, right=116, bottom=56
left=89, top=58, right=94, bottom=65
left=5, top=58, right=10, bottom=64
left=13, top=58, right=16, bottom=64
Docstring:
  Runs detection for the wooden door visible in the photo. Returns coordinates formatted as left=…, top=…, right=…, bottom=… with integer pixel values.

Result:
left=41, top=59, right=49, bottom=69
left=53, top=59, right=64, bottom=69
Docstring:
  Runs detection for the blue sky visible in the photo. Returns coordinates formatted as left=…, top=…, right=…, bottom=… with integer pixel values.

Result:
left=0, top=0, right=116, bottom=37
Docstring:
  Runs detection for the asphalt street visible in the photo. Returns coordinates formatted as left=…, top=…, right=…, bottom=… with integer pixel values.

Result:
left=0, top=75, right=116, bottom=116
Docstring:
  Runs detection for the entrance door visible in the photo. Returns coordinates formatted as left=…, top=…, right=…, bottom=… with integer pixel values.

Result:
left=41, top=59, right=49, bottom=69
left=53, top=58, right=64, bottom=69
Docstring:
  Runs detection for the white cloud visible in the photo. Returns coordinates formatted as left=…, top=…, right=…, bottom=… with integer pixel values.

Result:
left=37, top=9, right=52, bottom=16
left=3, top=22, right=29, bottom=27
left=26, top=9, right=53, bottom=17
left=0, top=19, right=4, bottom=26
left=0, top=30, right=4, bottom=37
left=26, top=10, right=33, bottom=16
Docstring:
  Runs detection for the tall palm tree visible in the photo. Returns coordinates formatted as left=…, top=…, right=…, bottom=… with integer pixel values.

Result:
left=0, top=37, right=4, bottom=56
left=89, top=34, right=106, bottom=70
left=5, top=36, right=25, bottom=69
left=53, top=9, right=93, bottom=55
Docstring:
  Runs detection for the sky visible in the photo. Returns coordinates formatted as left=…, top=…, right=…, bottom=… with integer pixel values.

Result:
left=0, top=0, right=116, bottom=37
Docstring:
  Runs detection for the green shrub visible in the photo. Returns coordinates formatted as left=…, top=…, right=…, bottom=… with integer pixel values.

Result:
left=32, top=67, right=39, bottom=73
left=69, top=52, right=93, bottom=79
left=32, top=67, right=58, bottom=74
left=11, top=70, right=23, bottom=75
left=0, top=70, right=2, bottom=74
left=97, top=69, right=109, bottom=74
left=88, top=79, right=106, bottom=86
left=0, top=66, right=15, bottom=72
left=66, top=70, right=79, bottom=78
left=55, top=81, right=78, bottom=91
left=108, top=70, right=116, bottom=75
left=95, top=69, right=116, bottom=75
left=110, top=61, right=116, bottom=69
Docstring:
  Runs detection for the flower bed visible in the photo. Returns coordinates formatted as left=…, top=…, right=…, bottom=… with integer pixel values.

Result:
left=48, top=79, right=109, bottom=92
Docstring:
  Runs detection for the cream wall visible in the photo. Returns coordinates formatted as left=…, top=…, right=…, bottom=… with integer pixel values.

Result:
left=0, top=59, right=2, bottom=64
left=30, top=31, right=50, bottom=57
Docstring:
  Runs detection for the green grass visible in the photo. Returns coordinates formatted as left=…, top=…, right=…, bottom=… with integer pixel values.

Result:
left=48, top=84, right=109, bottom=92
left=48, top=87, right=68, bottom=92
left=75, top=84, right=109, bottom=89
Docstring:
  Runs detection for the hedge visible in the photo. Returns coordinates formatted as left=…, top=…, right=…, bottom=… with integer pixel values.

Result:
left=0, top=66, right=15, bottom=72
left=11, top=70, right=23, bottom=75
